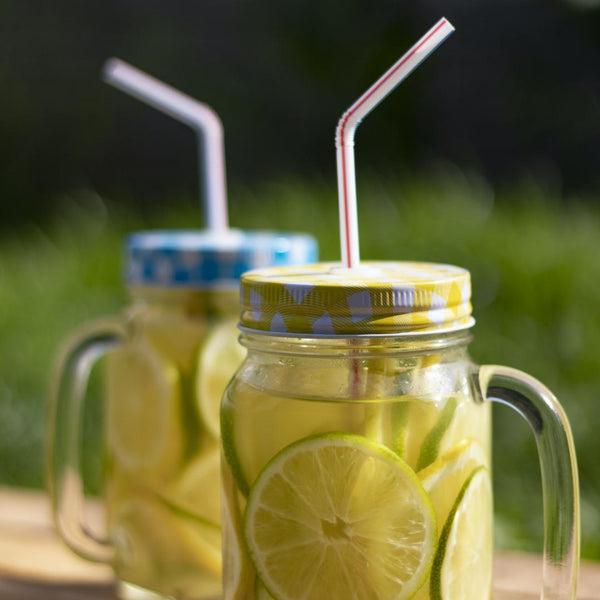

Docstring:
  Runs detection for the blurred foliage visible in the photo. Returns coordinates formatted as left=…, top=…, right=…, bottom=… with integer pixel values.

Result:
left=1, top=172, right=599, bottom=560
left=3, top=1, right=600, bottom=226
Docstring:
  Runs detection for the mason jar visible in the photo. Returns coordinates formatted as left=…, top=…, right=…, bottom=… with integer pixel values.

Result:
left=221, top=261, right=579, bottom=600
left=48, top=229, right=317, bottom=600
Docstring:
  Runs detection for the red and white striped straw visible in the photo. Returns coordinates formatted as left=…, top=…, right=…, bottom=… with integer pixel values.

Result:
left=335, top=18, right=455, bottom=268
left=103, top=59, right=229, bottom=233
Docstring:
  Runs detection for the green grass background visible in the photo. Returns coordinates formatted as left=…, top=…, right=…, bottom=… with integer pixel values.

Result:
left=1, top=171, right=599, bottom=559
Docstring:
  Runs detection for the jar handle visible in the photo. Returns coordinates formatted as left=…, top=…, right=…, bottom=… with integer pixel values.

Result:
left=476, top=365, right=580, bottom=600
left=47, top=318, right=126, bottom=563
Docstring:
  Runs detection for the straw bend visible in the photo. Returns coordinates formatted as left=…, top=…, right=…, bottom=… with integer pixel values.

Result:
left=335, top=18, right=454, bottom=150
left=335, top=17, right=455, bottom=268
left=103, top=58, right=228, bottom=232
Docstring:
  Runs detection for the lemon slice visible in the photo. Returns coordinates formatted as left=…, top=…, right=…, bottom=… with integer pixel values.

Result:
left=431, top=467, right=493, bottom=600
left=244, top=433, right=437, bottom=600
left=144, top=310, right=206, bottom=371
left=112, top=496, right=221, bottom=597
left=419, top=439, right=489, bottom=533
left=196, top=317, right=246, bottom=438
left=106, top=342, right=181, bottom=472
left=161, top=445, right=221, bottom=526
left=441, top=398, right=491, bottom=462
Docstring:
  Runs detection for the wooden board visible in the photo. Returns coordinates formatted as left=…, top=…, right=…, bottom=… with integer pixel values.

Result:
left=1, top=487, right=598, bottom=599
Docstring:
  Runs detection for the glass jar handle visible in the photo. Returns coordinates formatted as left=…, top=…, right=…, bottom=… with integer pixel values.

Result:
left=476, top=365, right=580, bottom=600
left=47, top=319, right=126, bottom=563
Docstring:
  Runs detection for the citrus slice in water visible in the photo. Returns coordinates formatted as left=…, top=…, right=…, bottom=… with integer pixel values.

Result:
left=255, top=581, right=275, bottom=599
left=161, top=445, right=221, bottom=526
left=144, top=311, right=206, bottom=371
left=195, top=318, right=245, bottom=438
left=106, top=342, right=181, bottom=472
left=416, top=397, right=458, bottom=471
left=222, top=467, right=255, bottom=599
left=394, top=399, right=445, bottom=470
left=430, top=467, right=493, bottom=600
left=418, top=439, right=488, bottom=533
left=244, top=433, right=437, bottom=600
left=412, top=440, right=489, bottom=600
left=221, top=390, right=353, bottom=497
left=436, top=399, right=490, bottom=470
left=112, top=496, right=221, bottom=596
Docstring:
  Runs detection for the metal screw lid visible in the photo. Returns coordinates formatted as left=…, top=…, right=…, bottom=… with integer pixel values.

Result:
left=240, top=261, right=473, bottom=335
left=125, top=229, right=318, bottom=289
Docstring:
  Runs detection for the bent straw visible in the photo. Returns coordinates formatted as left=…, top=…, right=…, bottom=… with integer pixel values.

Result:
left=103, top=58, right=228, bottom=232
left=335, top=18, right=455, bottom=268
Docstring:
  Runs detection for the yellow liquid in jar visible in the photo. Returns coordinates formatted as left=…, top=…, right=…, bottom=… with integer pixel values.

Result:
left=221, top=356, right=492, bottom=600
left=105, top=311, right=243, bottom=600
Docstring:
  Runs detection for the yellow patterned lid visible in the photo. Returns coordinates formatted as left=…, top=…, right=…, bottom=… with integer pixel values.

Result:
left=240, top=261, right=473, bottom=336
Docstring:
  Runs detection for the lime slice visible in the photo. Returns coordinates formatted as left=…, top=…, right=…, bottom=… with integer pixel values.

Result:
left=400, top=395, right=489, bottom=474
left=221, top=390, right=351, bottom=497
left=390, top=399, right=412, bottom=458
left=412, top=441, right=489, bottom=600
left=419, top=439, right=489, bottom=533
left=244, top=433, right=437, bottom=600
left=161, top=445, right=221, bottom=526
left=106, top=342, right=181, bottom=472
left=255, top=581, right=275, bottom=599
left=196, top=317, right=246, bottom=438
left=222, top=465, right=255, bottom=599
left=398, top=399, right=447, bottom=470
left=112, top=496, right=221, bottom=597
left=416, top=397, right=458, bottom=471
left=431, top=467, right=493, bottom=600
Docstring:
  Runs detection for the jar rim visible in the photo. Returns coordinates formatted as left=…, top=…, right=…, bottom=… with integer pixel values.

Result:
left=238, top=316, right=475, bottom=339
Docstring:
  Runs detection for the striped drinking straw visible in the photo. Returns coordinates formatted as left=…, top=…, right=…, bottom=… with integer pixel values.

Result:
left=335, top=17, right=455, bottom=268
left=103, top=58, right=229, bottom=233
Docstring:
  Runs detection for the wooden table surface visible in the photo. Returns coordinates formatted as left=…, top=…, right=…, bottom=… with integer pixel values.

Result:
left=1, top=487, right=598, bottom=599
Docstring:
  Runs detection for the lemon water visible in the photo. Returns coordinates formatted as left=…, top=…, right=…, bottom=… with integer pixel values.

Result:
left=221, top=341, right=492, bottom=600
left=105, top=298, right=244, bottom=600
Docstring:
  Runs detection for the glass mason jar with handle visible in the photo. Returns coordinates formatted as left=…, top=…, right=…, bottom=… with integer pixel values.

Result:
left=221, top=261, right=579, bottom=600
left=47, top=229, right=318, bottom=600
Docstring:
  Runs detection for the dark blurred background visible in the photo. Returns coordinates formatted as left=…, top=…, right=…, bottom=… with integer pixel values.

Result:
left=2, top=0, right=600, bottom=561
left=3, top=0, right=600, bottom=225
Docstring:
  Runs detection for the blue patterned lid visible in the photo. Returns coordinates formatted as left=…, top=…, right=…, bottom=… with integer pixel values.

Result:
left=125, top=229, right=318, bottom=288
